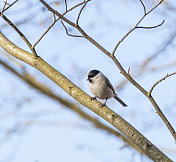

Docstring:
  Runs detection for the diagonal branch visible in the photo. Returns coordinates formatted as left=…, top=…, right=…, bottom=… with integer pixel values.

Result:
left=0, top=58, right=144, bottom=155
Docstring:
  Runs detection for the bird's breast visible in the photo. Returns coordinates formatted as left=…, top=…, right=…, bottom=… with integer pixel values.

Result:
left=89, top=81, right=114, bottom=99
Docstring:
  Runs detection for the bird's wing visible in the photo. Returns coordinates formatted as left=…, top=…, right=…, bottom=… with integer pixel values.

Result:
left=104, top=76, right=116, bottom=95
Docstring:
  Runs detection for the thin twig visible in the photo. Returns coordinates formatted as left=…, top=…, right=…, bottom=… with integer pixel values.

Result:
left=76, top=0, right=90, bottom=26
left=32, top=14, right=57, bottom=49
left=146, top=0, right=164, bottom=16
left=111, top=0, right=164, bottom=56
left=0, top=13, right=38, bottom=57
left=32, top=0, right=89, bottom=48
left=61, top=20, right=83, bottom=37
left=136, top=19, right=165, bottom=29
left=128, top=67, right=130, bottom=75
left=139, top=0, right=146, bottom=15
left=148, top=72, right=176, bottom=96
left=2, top=0, right=8, bottom=13
left=2, top=0, right=18, bottom=13
left=64, top=0, right=68, bottom=11
left=67, top=0, right=89, bottom=13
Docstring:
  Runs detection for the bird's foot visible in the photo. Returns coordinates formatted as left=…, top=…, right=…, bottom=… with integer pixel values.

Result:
left=101, top=103, right=106, bottom=107
left=90, top=97, right=96, bottom=100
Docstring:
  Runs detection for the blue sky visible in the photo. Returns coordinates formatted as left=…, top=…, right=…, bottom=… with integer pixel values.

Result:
left=0, top=0, right=176, bottom=161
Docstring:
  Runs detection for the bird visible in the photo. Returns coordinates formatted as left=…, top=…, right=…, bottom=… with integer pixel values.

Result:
left=87, top=70, right=127, bottom=107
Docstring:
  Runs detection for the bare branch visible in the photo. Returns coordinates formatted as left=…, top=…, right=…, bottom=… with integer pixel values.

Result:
left=111, top=0, right=164, bottom=56
left=32, top=14, right=57, bottom=49
left=66, top=0, right=89, bottom=13
left=139, top=0, right=146, bottom=15
left=61, top=20, right=83, bottom=38
left=1, top=0, right=8, bottom=13
left=76, top=0, right=90, bottom=26
left=148, top=72, right=176, bottom=96
left=39, top=0, right=112, bottom=59
left=146, top=0, right=164, bottom=15
left=64, top=0, right=68, bottom=11
left=33, top=1, right=89, bottom=48
left=39, top=0, right=75, bottom=27
left=1, top=0, right=18, bottom=13
left=0, top=13, right=38, bottom=57
left=128, top=67, right=130, bottom=75
left=136, top=19, right=165, bottom=29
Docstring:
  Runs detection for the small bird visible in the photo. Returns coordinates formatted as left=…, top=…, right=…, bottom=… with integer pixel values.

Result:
left=87, top=70, right=127, bottom=107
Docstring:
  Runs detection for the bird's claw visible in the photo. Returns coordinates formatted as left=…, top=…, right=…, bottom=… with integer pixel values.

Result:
left=101, top=104, right=106, bottom=107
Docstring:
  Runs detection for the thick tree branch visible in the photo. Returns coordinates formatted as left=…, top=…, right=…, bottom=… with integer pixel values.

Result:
left=0, top=31, right=173, bottom=161
left=0, top=58, right=145, bottom=155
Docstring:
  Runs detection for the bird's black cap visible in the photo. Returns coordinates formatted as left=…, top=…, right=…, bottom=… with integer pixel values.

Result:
left=88, top=70, right=100, bottom=79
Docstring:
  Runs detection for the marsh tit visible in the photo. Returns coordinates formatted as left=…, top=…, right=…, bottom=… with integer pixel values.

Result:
left=87, top=70, right=127, bottom=107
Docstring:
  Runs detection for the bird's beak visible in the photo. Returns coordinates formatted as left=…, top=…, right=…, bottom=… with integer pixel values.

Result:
left=87, top=78, right=91, bottom=81
left=87, top=78, right=92, bottom=83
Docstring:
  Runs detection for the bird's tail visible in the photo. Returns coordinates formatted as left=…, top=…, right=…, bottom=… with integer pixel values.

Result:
left=114, top=96, right=127, bottom=107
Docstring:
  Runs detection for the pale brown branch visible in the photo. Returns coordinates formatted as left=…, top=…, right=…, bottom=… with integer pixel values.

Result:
left=0, top=13, right=38, bottom=57
left=61, top=20, right=83, bottom=38
left=148, top=72, right=176, bottom=96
